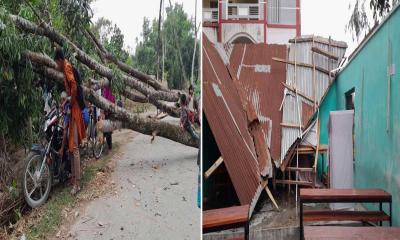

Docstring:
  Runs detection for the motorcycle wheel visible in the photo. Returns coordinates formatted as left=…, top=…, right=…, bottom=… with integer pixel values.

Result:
left=23, top=153, right=52, bottom=208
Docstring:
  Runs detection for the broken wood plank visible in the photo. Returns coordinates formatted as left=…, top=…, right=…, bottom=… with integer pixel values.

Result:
left=280, top=122, right=305, bottom=129
left=312, top=40, right=317, bottom=111
left=275, top=179, right=314, bottom=186
left=282, top=82, right=316, bottom=104
left=203, top=205, right=249, bottom=229
left=296, top=145, right=327, bottom=153
left=265, top=185, right=279, bottom=211
left=262, top=181, right=279, bottom=210
left=311, top=47, right=339, bottom=60
left=273, top=57, right=330, bottom=75
left=287, top=167, right=314, bottom=172
left=313, top=119, right=321, bottom=169
left=204, top=157, right=224, bottom=179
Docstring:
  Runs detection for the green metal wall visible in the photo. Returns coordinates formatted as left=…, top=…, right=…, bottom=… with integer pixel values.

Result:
left=318, top=6, right=400, bottom=226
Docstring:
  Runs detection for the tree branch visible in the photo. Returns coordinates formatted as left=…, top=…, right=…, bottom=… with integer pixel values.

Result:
left=26, top=51, right=180, bottom=118
left=10, top=14, right=179, bottom=103
left=32, top=64, right=198, bottom=147
left=84, top=28, right=168, bottom=91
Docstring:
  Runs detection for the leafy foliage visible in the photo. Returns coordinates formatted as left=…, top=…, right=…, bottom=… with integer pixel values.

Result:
left=133, top=3, right=199, bottom=90
left=0, top=0, right=97, bottom=149
left=0, top=0, right=196, bottom=154
left=0, top=4, right=45, bottom=147
left=92, top=17, right=129, bottom=62
left=347, top=0, right=399, bottom=40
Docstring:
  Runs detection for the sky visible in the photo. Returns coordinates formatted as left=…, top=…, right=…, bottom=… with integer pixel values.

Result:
left=92, top=0, right=371, bottom=56
left=91, top=0, right=201, bottom=52
left=301, top=0, right=362, bottom=56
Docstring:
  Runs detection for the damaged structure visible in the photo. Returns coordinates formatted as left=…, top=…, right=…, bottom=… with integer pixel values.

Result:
left=203, top=34, right=275, bottom=216
left=203, top=32, right=347, bottom=214
left=277, top=36, right=347, bottom=189
left=316, top=4, right=400, bottom=226
left=203, top=2, right=400, bottom=239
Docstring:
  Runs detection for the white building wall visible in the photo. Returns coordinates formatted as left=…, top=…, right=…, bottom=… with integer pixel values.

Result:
left=266, top=28, right=296, bottom=44
left=222, top=23, right=263, bottom=44
left=204, top=24, right=297, bottom=45
left=203, top=27, right=218, bottom=44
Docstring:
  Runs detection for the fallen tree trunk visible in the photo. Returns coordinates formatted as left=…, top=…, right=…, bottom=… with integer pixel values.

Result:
left=123, top=88, right=148, bottom=103
left=84, top=28, right=168, bottom=91
left=11, top=15, right=180, bottom=103
left=87, top=88, right=196, bottom=147
left=26, top=51, right=181, bottom=118
left=33, top=64, right=198, bottom=148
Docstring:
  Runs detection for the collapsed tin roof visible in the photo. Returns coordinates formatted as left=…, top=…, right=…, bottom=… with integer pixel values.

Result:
left=203, top=33, right=347, bottom=212
left=203, top=34, right=269, bottom=215
left=228, top=43, right=287, bottom=166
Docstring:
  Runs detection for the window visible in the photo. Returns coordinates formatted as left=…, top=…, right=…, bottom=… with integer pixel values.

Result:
left=267, top=0, right=296, bottom=25
left=345, top=88, right=355, bottom=110
left=345, top=88, right=356, bottom=162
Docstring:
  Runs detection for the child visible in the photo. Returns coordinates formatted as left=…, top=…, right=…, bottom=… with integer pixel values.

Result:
left=180, top=94, right=199, bottom=142
left=187, top=85, right=196, bottom=124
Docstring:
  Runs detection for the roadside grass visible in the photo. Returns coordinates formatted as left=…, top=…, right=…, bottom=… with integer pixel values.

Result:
left=26, top=143, right=120, bottom=240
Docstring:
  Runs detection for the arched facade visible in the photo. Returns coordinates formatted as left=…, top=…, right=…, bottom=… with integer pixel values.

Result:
left=227, top=32, right=257, bottom=44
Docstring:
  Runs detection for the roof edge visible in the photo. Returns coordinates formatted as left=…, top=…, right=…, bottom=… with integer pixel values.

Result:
left=289, top=35, right=348, bottom=48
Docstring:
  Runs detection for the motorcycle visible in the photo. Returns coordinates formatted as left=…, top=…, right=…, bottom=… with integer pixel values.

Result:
left=22, top=104, right=70, bottom=208
left=22, top=100, right=107, bottom=208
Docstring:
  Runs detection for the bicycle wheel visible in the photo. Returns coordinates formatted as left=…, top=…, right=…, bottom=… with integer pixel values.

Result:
left=86, top=114, right=97, bottom=158
left=93, top=137, right=104, bottom=159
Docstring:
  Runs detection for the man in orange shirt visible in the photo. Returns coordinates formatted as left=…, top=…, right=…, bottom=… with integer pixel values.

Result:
left=54, top=49, right=86, bottom=195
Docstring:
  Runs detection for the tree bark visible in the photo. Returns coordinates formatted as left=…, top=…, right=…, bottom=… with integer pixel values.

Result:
left=84, top=29, right=168, bottom=91
left=31, top=62, right=197, bottom=148
left=11, top=14, right=179, bottom=103
left=13, top=14, right=166, bottom=91
left=123, top=89, right=148, bottom=103
left=26, top=51, right=182, bottom=118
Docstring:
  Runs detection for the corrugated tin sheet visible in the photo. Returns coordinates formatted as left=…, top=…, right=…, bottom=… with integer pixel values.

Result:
left=203, top=34, right=263, bottom=214
left=229, top=43, right=287, bottom=163
left=280, top=35, right=347, bottom=163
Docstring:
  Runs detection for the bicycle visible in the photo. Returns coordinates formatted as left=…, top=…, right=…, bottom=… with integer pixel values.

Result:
left=81, top=103, right=105, bottom=159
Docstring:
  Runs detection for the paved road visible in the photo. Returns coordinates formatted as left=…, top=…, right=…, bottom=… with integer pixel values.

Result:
left=68, top=131, right=200, bottom=239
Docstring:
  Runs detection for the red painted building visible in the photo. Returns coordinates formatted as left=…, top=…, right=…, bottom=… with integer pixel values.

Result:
left=203, top=0, right=301, bottom=44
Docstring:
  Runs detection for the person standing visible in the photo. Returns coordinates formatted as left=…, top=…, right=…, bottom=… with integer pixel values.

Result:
left=179, top=94, right=199, bottom=142
left=54, top=49, right=86, bottom=195
left=101, top=84, right=115, bottom=150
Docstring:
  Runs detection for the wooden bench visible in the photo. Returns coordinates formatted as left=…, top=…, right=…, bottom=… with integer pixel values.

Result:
left=300, top=189, right=392, bottom=240
left=303, top=210, right=390, bottom=222
left=304, top=226, right=400, bottom=240
left=203, top=205, right=249, bottom=240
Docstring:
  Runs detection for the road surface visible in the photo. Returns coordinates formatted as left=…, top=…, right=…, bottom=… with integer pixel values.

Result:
left=67, top=129, right=200, bottom=239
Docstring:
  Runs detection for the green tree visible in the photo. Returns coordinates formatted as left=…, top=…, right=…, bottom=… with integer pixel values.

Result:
left=133, top=18, right=158, bottom=75
left=92, top=17, right=129, bottom=62
left=133, top=3, right=199, bottom=90
left=0, top=0, right=97, bottom=153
